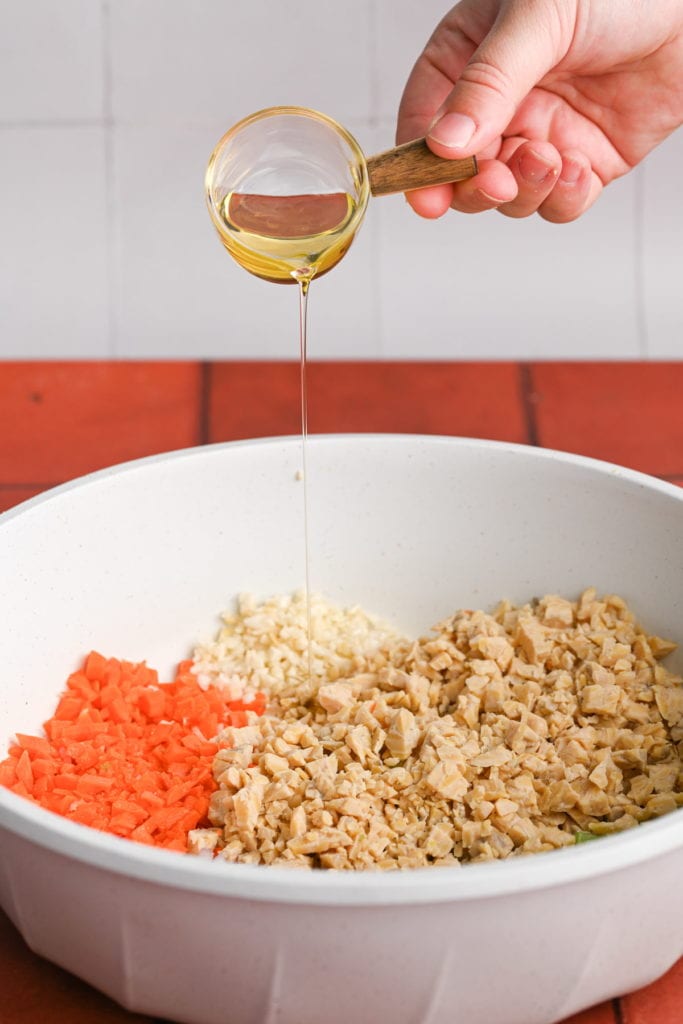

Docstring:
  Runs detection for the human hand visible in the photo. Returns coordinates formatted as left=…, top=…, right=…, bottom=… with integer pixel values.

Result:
left=397, top=0, right=683, bottom=221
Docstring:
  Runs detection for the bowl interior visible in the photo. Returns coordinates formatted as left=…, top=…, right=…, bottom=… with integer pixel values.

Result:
left=1, top=435, right=682, bottom=750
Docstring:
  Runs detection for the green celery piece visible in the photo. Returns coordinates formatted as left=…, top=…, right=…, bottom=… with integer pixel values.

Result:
left=574, top=830, right=600, bottom=843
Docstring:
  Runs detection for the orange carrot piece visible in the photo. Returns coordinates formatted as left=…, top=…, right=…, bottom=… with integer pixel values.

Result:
left=85, top=651, right=107, bottom=681
left=229, top=710, right=249, bottom=728
left=54, top=696, right=85, bottom=721
left=107, top=697, right=131, bottom=724
left=15, top=750, right=34, bottom=789
left=0, top=759, right=18, bottom=787
left=16, top=734, right=52, bottom=757
left=110, top=813, right=140, bottom=834
left=75, top=774, right=117, bottom=797
left=30, top=758, right=56, bottom=779
left=53, top=772, right=80, bottom=791
left=137, top=689, right=166, bottom=720
left=67, top=672, right=99, bottom=701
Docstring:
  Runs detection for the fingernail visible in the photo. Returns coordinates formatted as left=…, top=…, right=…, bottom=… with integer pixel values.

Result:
left=428, top=112, right=476, bottom=149
left=476, top=189, right=505, bottom=206
left=560, top=156, right=583, bottom=184
left=519, top=149, right=557, bottom=185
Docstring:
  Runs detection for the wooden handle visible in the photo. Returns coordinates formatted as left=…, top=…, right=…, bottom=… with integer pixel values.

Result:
left=366, top=138, right=478, bottom=197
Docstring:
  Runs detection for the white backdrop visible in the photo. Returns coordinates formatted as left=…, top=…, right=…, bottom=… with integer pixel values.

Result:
left=0, top=0, right=681, bottom=360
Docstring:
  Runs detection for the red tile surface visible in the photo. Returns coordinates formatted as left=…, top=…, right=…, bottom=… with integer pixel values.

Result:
left=208, top=362, right=300, bottom=439
left=0, top=908, right=152, bottom=1023
left=561, top=1003, right=616, bottom=1024
left=621, top=958, right=683, bottom=1024
left=208, top=362, right=530, bottom=443
left=531, top=363, right=683, bottom=476
left=0, top=362, right=202, bottom=483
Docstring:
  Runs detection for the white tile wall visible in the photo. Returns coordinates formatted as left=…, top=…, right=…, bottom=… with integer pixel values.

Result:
left=376, top=159, right=641, bottom=359
left=109, top=0, right=373, bottom=126
left=641, top=129, right=683, bottom=358
left=374, top=0, right=456, bottom=121
left=0, top=127, right=109, bottom=357
left=0, top=0, right=680, bottom=360
left=0, top=1, right=104, bottom=122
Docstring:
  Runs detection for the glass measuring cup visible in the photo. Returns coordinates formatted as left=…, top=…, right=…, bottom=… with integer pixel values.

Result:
left=205, top=106, right=477, bottom=284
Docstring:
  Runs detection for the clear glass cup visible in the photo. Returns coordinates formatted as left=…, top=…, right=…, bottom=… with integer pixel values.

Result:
left=205, top=106, right=370, bottom=284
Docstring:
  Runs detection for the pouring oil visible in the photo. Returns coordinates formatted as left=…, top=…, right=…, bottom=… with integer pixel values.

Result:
left=213, top=191, right=361, bottom=681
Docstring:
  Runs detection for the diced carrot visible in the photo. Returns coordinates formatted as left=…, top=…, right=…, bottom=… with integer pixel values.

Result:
left=197, top=713, right=219, bottom=740
left=67, top=672, right=99, bottom=702
left=75, top=774, right=117, bottom=797
left=107, top=697, right=131, bottom=724
left=69, top=803, right=104, bottom=827
left=84, top=651, right=108, bottom=682
left=15, top=734, right=52, bottom=757
left=103, top=661, right=122, bottom=689
left=60, top=720, right=106, bottom=742
left=43, top=792, right=73, bottom=815
left=137, top=689, right=166, bottom=720
left=15, top=750, right=34, bottom=789
left=71, top=746, right=101, bottom=771
left=32, top=777, right=52, bottom=798
left=1, top=651, right=265, bottom=854
left=99, top=683, right=122, bottom=707
left=248, top=693, right=267, bottom=715
left=165, top=838, right=189, bottom=852
left=0, top=759, right=18, bottom=787
left=147, top=806, right=187, bottom=832
left=30, top=758, right=56, bottom=779
left=180, top=734, right=202, bottom=752
left=130, top=824, right=154, bottom=845
left=147, top=722, right=175, bottom=745
left=136, top=790, right=164, bottom=811
left=110, top=812, right=140, bottom=834
left=197, top=741, right=218, bottom=757
left=53, top=772, right=80, bottom=791
left=165, top=780, right=198, bottom=804
left=229, top=710, right=249, bottom=728
left=161, top=741, right=194, bottom=763
left=54, top=696, right=85, bottom=721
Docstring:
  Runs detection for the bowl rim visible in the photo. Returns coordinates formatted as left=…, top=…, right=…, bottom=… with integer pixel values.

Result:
left=1, top=433, right=682, bottom=906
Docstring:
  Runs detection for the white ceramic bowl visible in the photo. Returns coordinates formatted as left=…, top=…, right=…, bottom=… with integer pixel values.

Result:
left=1, top=435, right=682, bottom=1024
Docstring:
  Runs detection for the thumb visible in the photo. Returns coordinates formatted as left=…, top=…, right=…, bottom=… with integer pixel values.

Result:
left=427, top=0, right=568, bottom=157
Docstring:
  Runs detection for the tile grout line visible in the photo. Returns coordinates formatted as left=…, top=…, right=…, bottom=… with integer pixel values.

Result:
left=101, top=0, right=118, bottom=357
left=198, top=362, right=212, bottom=444
left=613, top=997, right=625, bottom=1024
left=518, top=362, right=540, bottom=446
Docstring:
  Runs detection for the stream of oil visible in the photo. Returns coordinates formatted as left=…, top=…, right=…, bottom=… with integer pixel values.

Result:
left=222, top=193, right=359, bottom=681
left=294, top=274, right=313, bottom=685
